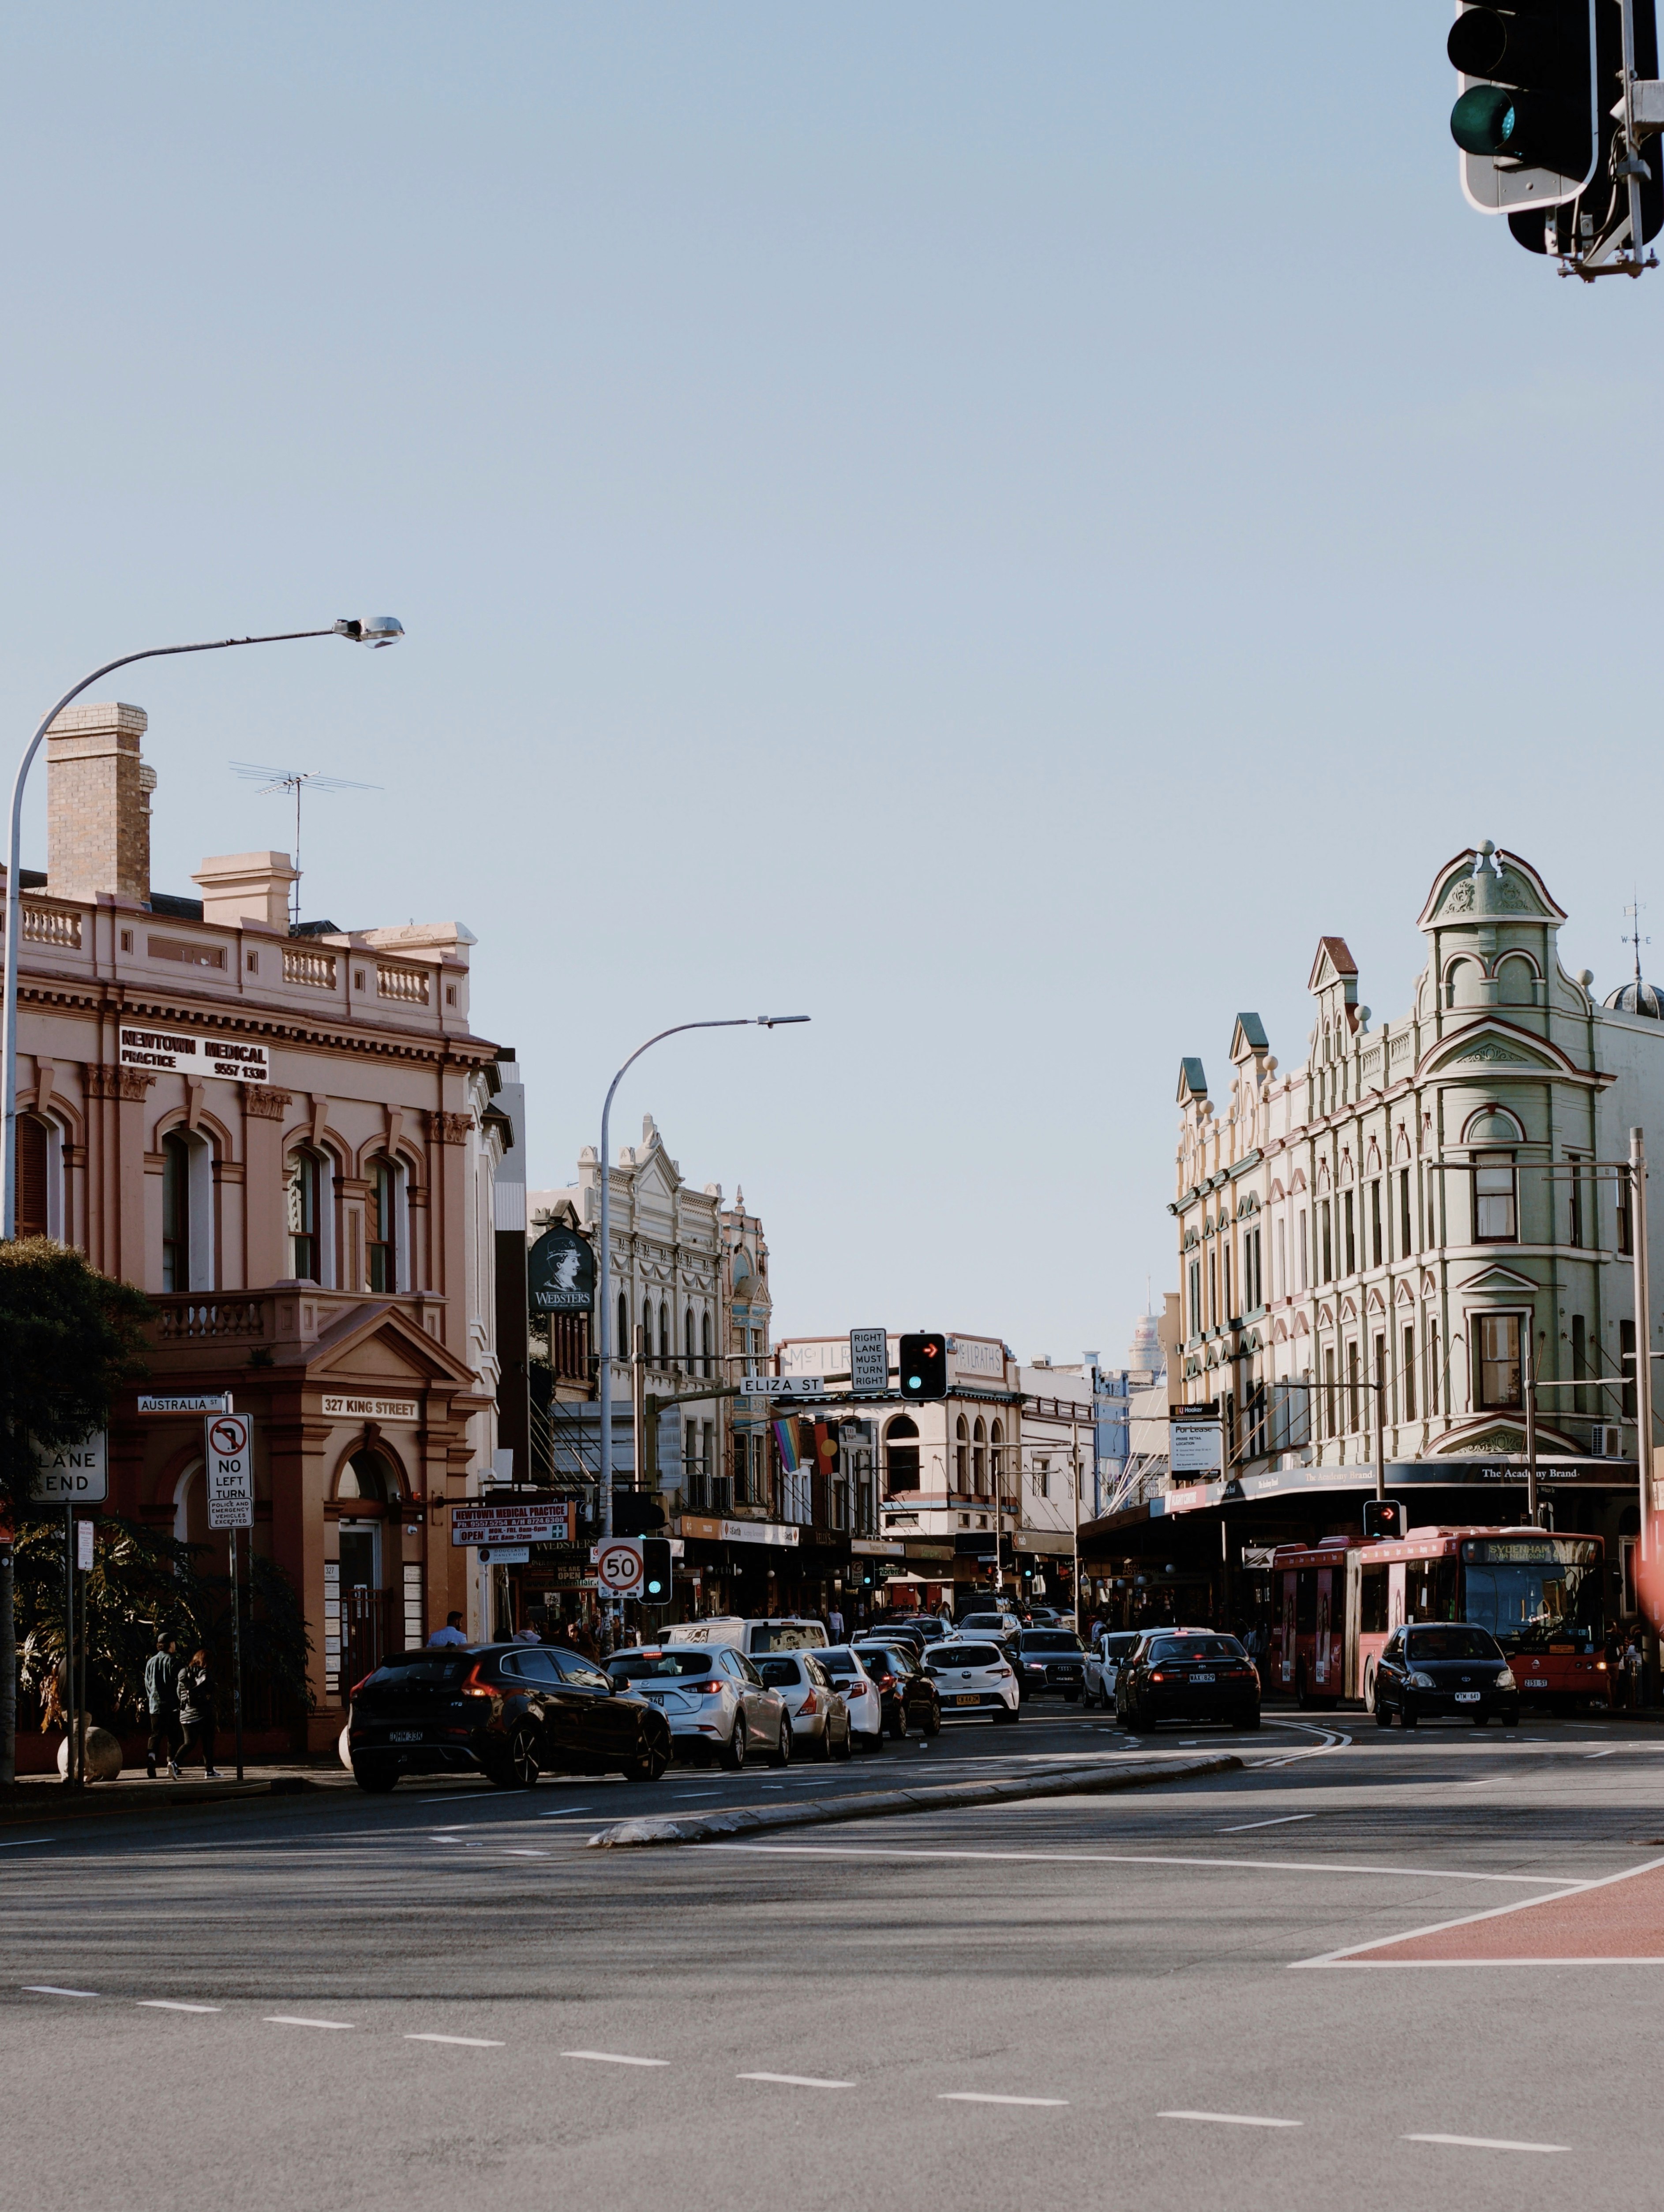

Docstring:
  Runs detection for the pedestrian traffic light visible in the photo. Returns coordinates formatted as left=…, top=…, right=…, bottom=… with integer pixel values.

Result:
left=641, top=1536, right=672, bottom=1606
left=1363, top=1499, right=1407, bottom=1540
left=898, top=1334, right=948, bottom=1401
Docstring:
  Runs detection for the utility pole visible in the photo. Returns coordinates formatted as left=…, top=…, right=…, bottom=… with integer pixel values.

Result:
left=1524, top=1323, right=1539, bottom=1527
left=1633, top=1128, right=1654, bottom=1561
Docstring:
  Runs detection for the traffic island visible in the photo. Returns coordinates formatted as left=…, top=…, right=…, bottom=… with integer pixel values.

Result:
left=587, top=1752, right=1243, bottom=1848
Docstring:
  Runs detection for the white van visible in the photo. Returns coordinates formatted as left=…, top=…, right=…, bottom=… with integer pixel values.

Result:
left=664, top=1616, right=829, bottom=1656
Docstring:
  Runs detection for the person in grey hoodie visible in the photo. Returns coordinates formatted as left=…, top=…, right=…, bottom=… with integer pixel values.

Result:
left=144, top=1635, right=180, bottom=1781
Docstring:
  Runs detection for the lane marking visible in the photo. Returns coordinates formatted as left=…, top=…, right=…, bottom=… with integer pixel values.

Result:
left=738, top=2072, right=853, bottom=2090
left=1290, top=1851, right=1664, bottom=1969
left=1405, top=2133, right=1567, bottom=2153
left=406, top=2033, right=505, bottom=2047
left=1218, top=1814, right=1314, bottom=1834
left=941, top=2092, right=1068, bottom=2107
left=137, top=2000, right=220, bottom=2014
left=562, top=2050, right=670, bottom=2067
left=707, top=1843, right=1574, bottom=1886
left=1587, top=1749, right=1618, bottom=1760
left=538, top=1808, right=593, bottom=1817
left=1160, top=2110, right=1301, bottom=2129
left=22, top=1985, right=97, bottom=1998
left=0, top=1838, right=55, bottom=1850
left=264, top=2015, right=355, bottom=2030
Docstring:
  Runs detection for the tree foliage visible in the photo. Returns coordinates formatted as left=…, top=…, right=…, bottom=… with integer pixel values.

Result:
left=0, top=1239, right=151, bottom=1522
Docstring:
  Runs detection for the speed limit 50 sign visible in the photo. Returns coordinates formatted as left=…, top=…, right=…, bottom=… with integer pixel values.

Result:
left=596, top=1538, right=644, bottom=1595
left=205, top=1412, right=253, bottom=1530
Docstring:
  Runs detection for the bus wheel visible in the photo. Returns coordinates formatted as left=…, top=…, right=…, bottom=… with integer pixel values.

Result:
left=1295, top=1664, right=1311, bottom=1711
left=1362, top=1668, right=1376, bottom=1717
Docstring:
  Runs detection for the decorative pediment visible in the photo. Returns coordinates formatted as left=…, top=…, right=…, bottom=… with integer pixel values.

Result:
left=1338, top=1294, right=1358, bottom=1322
left=1420, top=1270, right=1438, bottom=1299
left=1394, top=1124, right=1411, bottom=1163
left=1316, top=1302, right=1335, bottom=1330
left=1419, top=1018, right=1578, bottom=1082
left=1456, top=1263, right=1539, bottom=1294
left=1365, top=1139, right=1382, bottom=1174
left=1291, top=1310, right=1310, bottom=1336
left=1417, top=844, right=1565, bottom=930
left=1435, top=1415, right=1582, bottom=1457
left=1394, top=1279, right=1416, bottom=1306
left=1268, top=1177, right=1285, bottom=1201
left=1271, top=1317, right=1289, bottom=1343
left=1365, top=1285, right=1387, bottom=1314
left=1308, top=937, right=1359, bottom=995
left=1230, top=1012, right=1270, bottom=1063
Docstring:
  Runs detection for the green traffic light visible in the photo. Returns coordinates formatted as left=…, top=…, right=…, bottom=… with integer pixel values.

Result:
left=1451, top=84, right=1517, bottom=154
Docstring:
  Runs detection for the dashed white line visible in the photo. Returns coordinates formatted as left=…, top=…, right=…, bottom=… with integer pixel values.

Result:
left=0, top=1838, right=55, bottom=1849
left=538, top=1807, right=593, bottom=1817
left=1405, top=2133, right=1567, bottom=2154
left=1218, top=1814, right=1314, bottom=1834
left=738, top=2072, right=853, bottom=2090
left=1586, top=1749, right=1618, bottom=1760
left=138, top=2000, right=220, bottom=2014
left=941, top=2092, right=1068, bottom=2107
left=406, top=2033, right=504, bottom=2047
left=562, top=2050, right=670, bottom=2068
left=264, top=2015, right=355, bottom=2030
left=1161, top=2110, right=1302, bottom=2129
left=22, top=1985, right=97, bottom=1999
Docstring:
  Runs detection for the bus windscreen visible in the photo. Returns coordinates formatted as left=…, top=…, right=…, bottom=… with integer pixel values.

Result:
left=1460, top=1537, right=1603, bottom=1654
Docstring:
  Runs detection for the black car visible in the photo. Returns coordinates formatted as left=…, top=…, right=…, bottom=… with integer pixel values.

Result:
left=1013, top=1628, right=1087, bottom=1703
left=1371, top=1623, right=1520, bottom=1729
left=851, top=1641, right=943, bottom=1738
left=347, top=1643, right=673, bottom=1792
left=1116, top=1631, right=1261, bottom=1732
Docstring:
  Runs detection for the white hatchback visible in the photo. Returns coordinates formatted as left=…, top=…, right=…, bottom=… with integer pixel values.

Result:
left=813, top=1649, right=887, bottom=1750
left=605, top=1645, right=791, bottom=1772
left=924, top=1640, right=1020, bottom=1722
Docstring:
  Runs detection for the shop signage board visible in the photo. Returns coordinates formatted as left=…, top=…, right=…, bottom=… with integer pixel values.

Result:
left=138, top=1392, right=232, bottom=1415
left=322, top=1395, right=417, bottom=1422
left=849, top=1328, right=889, bottom=1394
left=1169, top=1419, right=1224, bottom=1474
left=451, top=1501, right=572, bottom=1548
left=205, top=1413, right=254, bottom=1530
left=675, top=1514, right=801, bottom=1548
left=30, top=1431, right=107, bottom=1503
left=476, top=1544, right=530, bottom=1565
left=737, top=1375, right=824, bottom=1398
left=118, top=1024, right=269, bottom=1085
left=528, top=1223, right=595, bottom=1314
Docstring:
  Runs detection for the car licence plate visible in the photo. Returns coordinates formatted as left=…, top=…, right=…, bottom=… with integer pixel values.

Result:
left=390, top=1729, right=423, bottom=1742
left=1454, top=1692, right=1480, bottom=1704
left=1525, top=1677, right=1547, bottom=1689
left=1190, top=1672, right=1215, bottom=1683
left=953, top=1694, right=981, bottom=1706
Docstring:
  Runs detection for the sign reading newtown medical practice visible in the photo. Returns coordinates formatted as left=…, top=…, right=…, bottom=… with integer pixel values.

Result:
left=321, top=1394, right=418, bottom=1422
left=119, top=1025, right=270, bottom=1085
left=451, top=1501, right=572, bottom=1548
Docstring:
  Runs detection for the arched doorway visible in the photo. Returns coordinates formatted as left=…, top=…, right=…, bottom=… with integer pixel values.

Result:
left=333, top=1447, right=413, bottom=1696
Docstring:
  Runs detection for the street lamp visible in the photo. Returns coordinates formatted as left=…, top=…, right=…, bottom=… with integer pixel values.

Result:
left=595, top=1017, right=810, bottom=1569
left=2, top=619, right=402, bottom=1238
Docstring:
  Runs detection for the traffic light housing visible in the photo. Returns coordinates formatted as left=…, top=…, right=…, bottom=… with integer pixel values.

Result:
left=612, top=1491, right=667, bottom=1538
left=898, top=1333, right=948, bottom=1401
left=640, top=1536, right=672, bottom=1606
left=1363, top=1498, right=1407, bottom=1541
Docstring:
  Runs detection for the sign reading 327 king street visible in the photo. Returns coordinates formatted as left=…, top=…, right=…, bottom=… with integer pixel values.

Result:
left=120, top=1024, right=270, bottom=1085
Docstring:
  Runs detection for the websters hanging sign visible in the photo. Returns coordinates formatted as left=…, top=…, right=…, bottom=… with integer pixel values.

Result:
left=119, top=1025, right=270, bottom=1084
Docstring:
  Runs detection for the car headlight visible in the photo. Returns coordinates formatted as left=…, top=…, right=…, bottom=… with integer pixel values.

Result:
left=1494, top=1669, right=1515, bottom=1690
left=1407, top=1670, right=1435, bottom=1690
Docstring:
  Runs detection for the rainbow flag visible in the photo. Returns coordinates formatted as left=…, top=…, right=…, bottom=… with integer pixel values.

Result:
left=772, top=1418, right=801, bottom=1473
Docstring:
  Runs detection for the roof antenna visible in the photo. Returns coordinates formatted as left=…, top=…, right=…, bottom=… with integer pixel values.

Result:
left=230, top=762, right=381, bottom=929
left=1623, top=891, right=1650, bottom=986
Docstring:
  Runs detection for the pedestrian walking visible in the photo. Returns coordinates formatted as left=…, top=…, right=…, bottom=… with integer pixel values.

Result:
left=174, top=1649, right=219, bottom=1778
left=1627, top=1632, right=1646, bottom=1711
left=144, top=1634, right=180, bottom=1781
left=827, top=1602, right=845, bottom=1643
left=428, top=1610, right=468, bottom=1647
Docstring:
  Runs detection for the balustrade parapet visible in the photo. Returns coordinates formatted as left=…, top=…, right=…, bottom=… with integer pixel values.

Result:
left=145, top=1284, right=449, bottom=1362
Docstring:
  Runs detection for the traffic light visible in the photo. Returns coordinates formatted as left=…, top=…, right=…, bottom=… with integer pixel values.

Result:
left=641, top=1536, right=672, bottom=1606
left=611, top=1491, right=666, bottom=1538
left=1363, top=1499, right=1407, bottom=1541
left=898, top=1334, right=948, bottom=1401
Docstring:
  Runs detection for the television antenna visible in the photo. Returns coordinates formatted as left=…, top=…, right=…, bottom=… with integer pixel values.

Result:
left=230, top=762, right=380, bottom=928
left=1623, top=893, right=1651, bottom=986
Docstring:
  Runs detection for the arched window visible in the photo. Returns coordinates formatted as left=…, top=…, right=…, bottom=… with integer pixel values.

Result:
left=955, top=1414, right=969, bottom=1492
left=337, top=1448, right=391, bottom=1503
left=884, top=1413, right=920, bottom=1492
left=161, top=1129, right=214, bottom=1293
left=366, top=1156, right=403, bottom=1293
left=990, top=1419, right=1004, bottom=1492
left=286, top=1147, right=330, bottom=1284
left=972, top=1417, right=986, bottom=1497
left=659, top=1302, right=670, bottom=1364
left=685, top=1306, right=695, bottom=1366
left=617, top=1288, right=629, bottom=1357
left=701, top=1310, right=712, bottom=1379
left=15, top=1113, right=64, bottom=1241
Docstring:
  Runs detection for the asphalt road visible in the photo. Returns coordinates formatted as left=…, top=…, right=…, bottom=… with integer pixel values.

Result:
left=6, top=1704, right=1662, bottom=2212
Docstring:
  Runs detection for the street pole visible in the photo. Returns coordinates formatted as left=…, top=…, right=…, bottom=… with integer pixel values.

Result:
left=632, top=1322, right=646, bottom=1497
left=1633, top=1128, right=1654, bottom=1564
left=1373, top=1351, right=1386, bottom=1505
left=230, top=1526, right=245, bottom=1783
left=62, top=1503, right=75, bottom=1788
left=3, top=620, right=400, bottom=1239
left=1524, top=1323, right=1539, bottom=1528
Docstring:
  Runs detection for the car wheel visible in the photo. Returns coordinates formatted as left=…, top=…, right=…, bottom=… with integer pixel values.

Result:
left=831, top=1718, right=854, bottom=1761
left=1401, top=1703, right=1418, bottom=1729
left=1063, top=1689, right=1079, bottom=1704
left=631, top=1740, right=671, bottom=1782
left=768, top=1716, right=792, bottom=1768
left=1362, top=1667, right=1377, bottom=1717
left=887, top=1706, right=907, bottom=1740
left=719, top=1719, right=747, bottom=1772
left=857, top=1730, right=883, bottom=1754
left=491, top=1723, right=540, bottom=1789
left=353, top=1757, right=398, bottom=1793
left=1374, top=1697, right=1393, bottom=1729
left=992, top=1700, right=1018, bottom=1726
left=1473, top=1713, right=1489, bottom=1728
left=1241, top=1707, right=1260, bottom=1731
left=923, top=1700, right=941, bottom=1738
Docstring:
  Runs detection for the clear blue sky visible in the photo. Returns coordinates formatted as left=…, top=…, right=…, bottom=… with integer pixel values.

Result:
left=2, top=6, right=1658, bottom=1364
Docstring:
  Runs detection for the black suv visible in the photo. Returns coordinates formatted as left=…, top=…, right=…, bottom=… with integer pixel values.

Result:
left=1013, top=1628, right=1087, bottom=1702
left=851, top=1641, right=943, bottom=1738
left=347, top=1644, right=673, bottom=1792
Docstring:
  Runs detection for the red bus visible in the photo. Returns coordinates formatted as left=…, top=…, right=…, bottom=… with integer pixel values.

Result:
left=1267, top=1526, right=1610, bottom=1713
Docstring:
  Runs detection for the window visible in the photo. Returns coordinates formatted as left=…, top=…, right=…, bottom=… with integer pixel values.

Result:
left=286, top=1149, right=325, bottom=1283
left=1474, top=1154, right=1518, bottom=1242
left=1622, top=1318, right=1638, bottom=1421
left=1428, top=1321, right=1441, bottom=1415
left=1347, top=1341, right=1360, bottom=1433
left=972, top=1418, right=986, bottom=1496
left=1276, top=1219, right=1286, bottom=1302
left=658, top=1302, right=669, bottom=1364
left=1370, top=1181, right=1383, bottom=1269
left=684, top=1306, right=694, bottom=1366
left=955, top=1415, right=969, bottom=1492
left=1222, top=1243, right=1232, bottom=1320
left=366, top=1157, right=399, bottom=1292
left=15, top=1114, right=63, bottom=1241
left=1399, top=1168, right=1412, bottom=1257
left=1188, top=1259, right=1202, bottom=1338
left=990, top=1419, right=1004, bottom=1491
left=1572, top=1313, right=1588, bottom=1417
left=1323, top=1346, right=1337, bottom=1438
left=1037, top=1459, right=1050, bottom=1501
left=1321, top=1202, right=1334, bottom=1284
left=1360, top=1567, right=1389, bottom=1635
left=1298, top=1209, right=1309, bottom=1290
left=161, top=1132, right=191, bottom=1292
left=1618, top=1172, right=1635, bottom=1256
left=1373, top=1332, right=1385, bottom=1429
left=1208, top=1249, right=1218, bottom=1329
left=1568, top=1153, right=1586, bottom=1249
left=617, top=1289, right=628, bottom=1357
left=884, top=1415, right=920, bottom=1491
left=1402, top=1325, right=1416, bottom=1421
left=701, top=1310, right=712, bottom=1378
left=1477, top=1314, right=1522, bottom=1410
left=1343, top=1190, right=1356, bottom=1276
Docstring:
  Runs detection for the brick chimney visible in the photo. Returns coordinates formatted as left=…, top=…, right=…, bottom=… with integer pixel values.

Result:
left=45, top=701, right=151, bottom=904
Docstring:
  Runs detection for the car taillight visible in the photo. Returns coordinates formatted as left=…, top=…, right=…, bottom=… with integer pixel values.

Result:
left=459, top=1664, right=495, bottom=1699
left=1597, top=1660, right=1608, bottom=1671
left=1150, top=1670, right=1169, bottom=1682
left=800, top=1691, right=818, bottom=1716
left=349, top=1672, right=375, bottom=1701
left=693, top=1681, right=722, bottom=1696
left=877, top=1675, right=894, bottom=1691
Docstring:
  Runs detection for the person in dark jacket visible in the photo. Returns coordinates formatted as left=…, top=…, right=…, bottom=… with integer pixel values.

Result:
left=144, top=1635, right=180, bottom=1781
left=174, top=1649, right=220, bottom=1778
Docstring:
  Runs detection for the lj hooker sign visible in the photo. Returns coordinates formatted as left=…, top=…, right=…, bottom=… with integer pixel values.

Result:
left=119, top=1025, right=270, bottom=1085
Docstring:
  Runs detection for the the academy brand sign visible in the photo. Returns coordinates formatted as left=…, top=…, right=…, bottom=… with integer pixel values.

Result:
left=120, top=1025, right=270, bottom=1085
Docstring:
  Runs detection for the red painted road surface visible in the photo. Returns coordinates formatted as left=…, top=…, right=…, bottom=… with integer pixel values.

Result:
left=1342, top=1862, right=1664, bottom=1964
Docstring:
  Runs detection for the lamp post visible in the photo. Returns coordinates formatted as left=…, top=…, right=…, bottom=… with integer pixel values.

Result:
left=2, top=617, right=402, bottom=1238
left=594, top=1017, right=809, bottom=1604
